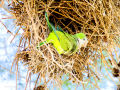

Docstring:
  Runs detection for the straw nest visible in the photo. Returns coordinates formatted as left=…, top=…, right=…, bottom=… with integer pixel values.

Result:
left=1, top=0, right=120, bottom=89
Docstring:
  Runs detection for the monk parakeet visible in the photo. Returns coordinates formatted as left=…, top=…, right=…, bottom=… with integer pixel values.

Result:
left=37, top=12, right=88, bottom=55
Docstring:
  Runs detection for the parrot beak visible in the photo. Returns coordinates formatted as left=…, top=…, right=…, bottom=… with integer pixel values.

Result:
left=84, top=43, right=87, bottom=47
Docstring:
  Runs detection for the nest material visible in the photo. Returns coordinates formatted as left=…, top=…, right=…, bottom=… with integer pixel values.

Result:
left=2, top=0, right=120, bottom=89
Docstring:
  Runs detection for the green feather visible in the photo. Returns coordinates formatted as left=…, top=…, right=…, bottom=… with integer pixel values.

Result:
left=57, top=25, right=64, bottom=32
left=45, top=12, right=60, bottom=41
left=37, top=12, right=88, bottom=55
left=46, top=30, right=78, bottom=54
left=36, top=41, right=47, bottom=49
left=75, top=33, right=86, bottom=39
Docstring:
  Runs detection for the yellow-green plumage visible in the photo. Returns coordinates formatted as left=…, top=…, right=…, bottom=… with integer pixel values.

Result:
left=46, top=30, right=77, bottom=54
left=37, top=12, right=88, bottom=55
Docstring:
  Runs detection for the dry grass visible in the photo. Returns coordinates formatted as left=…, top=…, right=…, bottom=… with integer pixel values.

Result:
left=1, top=0, right=120, bottom=90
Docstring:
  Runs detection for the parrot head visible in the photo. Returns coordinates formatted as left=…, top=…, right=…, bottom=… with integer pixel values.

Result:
left=75, top=33, right=88, bottom=49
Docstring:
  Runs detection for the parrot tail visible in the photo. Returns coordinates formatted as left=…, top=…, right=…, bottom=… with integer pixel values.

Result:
left=45, top=11, right=60, bottom=41
left=45, top=12, right=53, bottom=32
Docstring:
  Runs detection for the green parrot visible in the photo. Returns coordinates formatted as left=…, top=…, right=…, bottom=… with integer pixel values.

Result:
left=37, top=12, right=88, bottom=55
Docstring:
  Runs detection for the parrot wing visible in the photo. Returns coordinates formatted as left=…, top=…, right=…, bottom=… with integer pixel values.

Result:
left=56, top=25, right=77, bottom=53
left=61, top=33, right=78, bottom=54
left=46, top=31, right=75, bottom=54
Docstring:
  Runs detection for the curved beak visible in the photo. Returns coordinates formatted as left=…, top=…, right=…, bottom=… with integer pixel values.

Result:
left=83, top=43, right=87, bottom=47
